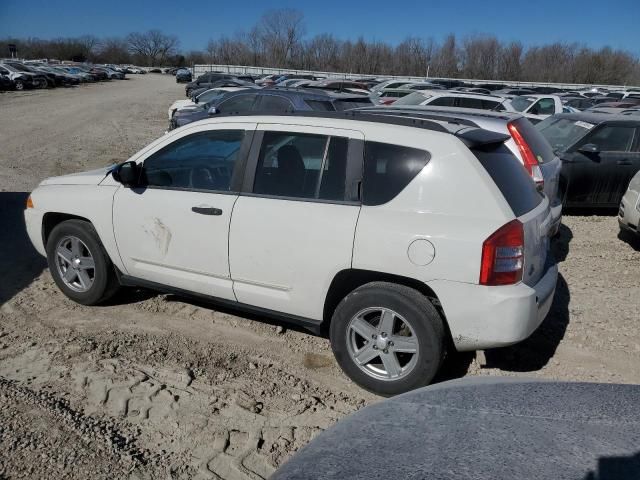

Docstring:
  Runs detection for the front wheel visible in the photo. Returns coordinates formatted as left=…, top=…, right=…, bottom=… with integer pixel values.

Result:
left=46, top=220, right=120, bottom=305
left=330, top=282, right=445, bottom=396
left=14, top=80, right=24, bottom=91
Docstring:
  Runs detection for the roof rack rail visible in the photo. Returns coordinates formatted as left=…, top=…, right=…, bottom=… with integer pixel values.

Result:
left=213, top=110, right=450, bottom=133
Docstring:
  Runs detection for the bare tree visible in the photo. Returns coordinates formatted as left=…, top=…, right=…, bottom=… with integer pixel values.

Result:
left=127, top=30, right=179, bottom=66
left=255, top=9, right=305, bottom=67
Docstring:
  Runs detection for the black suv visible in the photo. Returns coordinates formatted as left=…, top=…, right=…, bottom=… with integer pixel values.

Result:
left=185, top=73, right=255, bottom=97
left=169, top=87, right=375, bottom=130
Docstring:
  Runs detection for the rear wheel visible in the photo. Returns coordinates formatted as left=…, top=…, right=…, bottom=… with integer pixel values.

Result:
left=330, top=282, right=445, bottom=396
left=46, top=220, right=120, bottom=305
left=14, top=80, right=24, bottom=91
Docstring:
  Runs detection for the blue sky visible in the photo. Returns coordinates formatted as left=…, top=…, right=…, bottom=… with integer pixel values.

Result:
left=1, top=0, right=639, bottom=54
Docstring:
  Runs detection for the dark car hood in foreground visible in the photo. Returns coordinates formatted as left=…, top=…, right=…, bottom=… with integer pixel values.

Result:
left=273, top=377, right=640, bottom=480
left=173, top=108, right=209, bottom=129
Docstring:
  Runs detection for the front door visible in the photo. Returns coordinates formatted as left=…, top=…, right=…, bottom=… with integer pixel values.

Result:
left=113, top=124, right=255, bottom=300
left=229, top=124, right=364, bottom=320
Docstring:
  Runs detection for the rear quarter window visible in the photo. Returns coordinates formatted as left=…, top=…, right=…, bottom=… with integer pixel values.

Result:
left=363, top=142, right=430, bottom=206
left=473, top=144, right=542, bottom=217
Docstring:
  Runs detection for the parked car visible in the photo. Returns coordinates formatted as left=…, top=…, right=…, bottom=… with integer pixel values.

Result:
left=175, top=68, right=192, bottom=83
left=402, top=82, right=446, bottom=91
left=452, top=87, right=492, bottom=95
left=25, top=110, right=556, bottom=395
left=562, top=96, right=594, bottom=111
left=370, top=80, right=413, bottom=93
left=304, top=79, right=369, bottom=92
left=507, top=95, right=564, bottom=121
left=491, top=88, right=537, bottom=97
left=0, top=63, right=47, bottom=90
left=361, top=105, right=563, bottom=234
left=537, top=113, right=640, bottom=208
left=167, top=86, right=250, bottom=119
left=272, top=378, right=640, bottom=479
left=372, top=88, right=415, bottom=105
left=390, top=91, right=511, bottom=111
left=170, top=88, right=374, bottom=130
left=618, top=170, right=640, bottom=237
left=185, top=73, right=244, bottom=97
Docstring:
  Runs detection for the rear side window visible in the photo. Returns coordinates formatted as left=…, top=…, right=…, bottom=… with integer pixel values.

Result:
left=429, top=96, right=455, bottom=107
left=473, top=145, right=542, bottom=217
left=333, top=98, right=374, bottom=111
left=305, top=100, right=336, bottom=111
left=512, top=117, right=555, bottom=164
left=257, top=95, right=293, bottom=113
left=362, top=142, right=430, bottom=206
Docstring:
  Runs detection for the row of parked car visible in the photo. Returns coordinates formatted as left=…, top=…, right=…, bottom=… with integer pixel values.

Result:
left=0, top=60, right=147, bottom=91
left=168, top=71, right=640, bottom=226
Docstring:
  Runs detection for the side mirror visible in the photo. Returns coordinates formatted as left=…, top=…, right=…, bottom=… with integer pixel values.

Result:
left=579, top=143, right=600, bottom=155
left=194, top=97, right=199, bottom=103
left=112, top=161, right=140, bottom=187
left=207, top=106, right=219, bottom=116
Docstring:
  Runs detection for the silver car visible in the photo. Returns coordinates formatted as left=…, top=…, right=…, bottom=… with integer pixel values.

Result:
left=358, top=105, right=563, bottom=235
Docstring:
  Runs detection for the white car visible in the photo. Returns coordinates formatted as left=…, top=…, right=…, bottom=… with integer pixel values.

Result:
left=390, top=91, right=512, bottom=112
left=168, top=87, right=247, bottom=119
left=506, top=95, right=565, bottom=121
left=619, top=170, right=640, bottom=237
left=25, top=112, right=557, bottom=396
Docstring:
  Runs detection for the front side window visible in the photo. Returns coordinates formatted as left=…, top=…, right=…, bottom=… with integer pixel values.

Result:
left=217, top=94, right=256, bottom=114
left=253, top=132, right=349, bottom=201
left=391, top=92, right=431, bottom=106
left=362, top=142, right=430, bottom=206
left=143, top=130, right=245, bottom=191
left=529, top=98, right=556, bottom=115
left=583, top=125, right=635, bottom=152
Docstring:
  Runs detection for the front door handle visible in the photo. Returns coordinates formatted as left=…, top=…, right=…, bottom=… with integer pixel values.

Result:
left=191, top=206, right=222, bottom=216
left=617, top=160, right=632, bottom=165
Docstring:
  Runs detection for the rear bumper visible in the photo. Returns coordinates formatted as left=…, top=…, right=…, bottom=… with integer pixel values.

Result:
left=429, top=259, right=558, bottom=351
left=618, top=188, right=640, bottom=235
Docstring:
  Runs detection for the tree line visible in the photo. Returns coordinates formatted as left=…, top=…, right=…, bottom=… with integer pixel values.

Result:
left=4, top=9, right=640, bottom=85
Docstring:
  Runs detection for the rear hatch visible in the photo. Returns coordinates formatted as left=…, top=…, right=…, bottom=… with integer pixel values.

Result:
left=473, top=143, right=552, bottom=286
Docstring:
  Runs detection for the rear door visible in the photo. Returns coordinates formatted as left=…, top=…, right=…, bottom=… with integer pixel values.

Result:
left=229, top=124, right=364, bottom=320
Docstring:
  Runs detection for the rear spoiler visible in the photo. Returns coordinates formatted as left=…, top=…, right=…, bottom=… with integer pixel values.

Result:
left=455, top=128, right=511, bottom=149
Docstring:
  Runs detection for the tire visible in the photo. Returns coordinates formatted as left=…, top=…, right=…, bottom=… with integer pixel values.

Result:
left=330, top=282, right=445, bottom=396
left=14, top=80, right=24, bottom=91
left=46, top=220, right=120, bottom=305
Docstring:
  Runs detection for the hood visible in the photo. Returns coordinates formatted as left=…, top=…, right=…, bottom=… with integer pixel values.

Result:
left=40, top=165, right=114, bottom=186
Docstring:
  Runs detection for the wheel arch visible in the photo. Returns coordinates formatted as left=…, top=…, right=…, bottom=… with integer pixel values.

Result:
left=42, top=212, right=92, bottom=247
left=322, top=269, right=450, bottom=339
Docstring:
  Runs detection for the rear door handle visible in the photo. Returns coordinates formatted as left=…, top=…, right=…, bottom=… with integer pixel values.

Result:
left=617, top=160, right=632, bottom=165
left=191, top=206, right=222, bottom=216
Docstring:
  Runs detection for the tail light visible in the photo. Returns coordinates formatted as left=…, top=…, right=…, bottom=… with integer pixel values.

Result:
left=480, top=220, right=524, bottom=286
left=507, top=122, right=544, bottom=191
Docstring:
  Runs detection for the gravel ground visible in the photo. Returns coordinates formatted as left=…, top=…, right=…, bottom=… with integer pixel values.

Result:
left=0, top=74, right=639, bottom=479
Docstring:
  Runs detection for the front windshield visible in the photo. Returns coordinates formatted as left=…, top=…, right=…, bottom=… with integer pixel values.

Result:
left=392, top=92, right=431, bottom=105
left=536, top=117, right=594, bottom=152
left=10, top=63, right=31, bottom=72
left=197, top=91, right=225, bottom=104
left=510, top=96, right=534, bottom=112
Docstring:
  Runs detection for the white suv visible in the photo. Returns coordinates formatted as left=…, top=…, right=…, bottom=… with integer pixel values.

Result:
left=24, top=112, right=557, bottom=396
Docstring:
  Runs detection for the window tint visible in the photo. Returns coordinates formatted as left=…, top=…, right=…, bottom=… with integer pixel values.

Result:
left=529, top=98, right=555, bottom=115
left=513, top=118, right=555, bottom=164
left=253, top=132, right=349, bottom=201
left=217, top=94, right=256, bottom=114
left=143, top=130, right=244, bottom=191
left=584, top=125, right=635, bottom=152
left=392, top=92, right=431, bottom=106
left=458, top=97, right=484, bottom=109
left=257, top=95, right=293, bottom=113
left=305, top=100, right=336, bottom=111
left=473, top=145, right=542, bottom=217
left=333, top=98, right=374, bottom=110
left=362, top=142, right=430, bottom=206
left=429, top=96, right=455, bottom=107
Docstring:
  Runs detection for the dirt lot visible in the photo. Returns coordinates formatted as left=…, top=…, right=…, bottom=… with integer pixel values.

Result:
left=1, top=74, right=639, bottom=479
